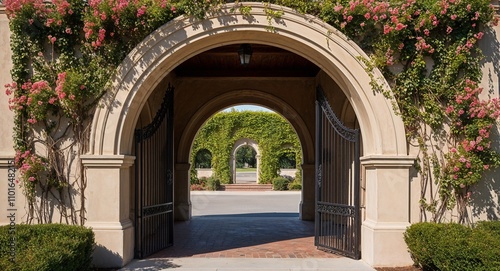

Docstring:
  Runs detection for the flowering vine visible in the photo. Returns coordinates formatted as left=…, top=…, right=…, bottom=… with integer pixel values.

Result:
left=2, top=0, right=499, bottom=224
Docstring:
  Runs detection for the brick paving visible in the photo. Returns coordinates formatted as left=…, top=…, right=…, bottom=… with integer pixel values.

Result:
left=149, top=214, right=340, bottom=259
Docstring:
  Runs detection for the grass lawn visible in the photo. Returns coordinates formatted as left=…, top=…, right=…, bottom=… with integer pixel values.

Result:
left=236, top=167, right=257, bottom=172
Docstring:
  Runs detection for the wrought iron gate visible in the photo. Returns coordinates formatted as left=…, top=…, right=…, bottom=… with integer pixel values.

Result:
left=315, top=86, right=361, bottom=259
left=134, top=85, right=174, bottom=259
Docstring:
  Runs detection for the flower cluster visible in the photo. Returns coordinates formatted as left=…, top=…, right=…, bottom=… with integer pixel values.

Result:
left=5, top=80, right=59, bottom=124
left=14, top=150, right=47, bottom=183
left=322, top=0, right=499, bottom=217
left=82, top=0, right=177, bottom=61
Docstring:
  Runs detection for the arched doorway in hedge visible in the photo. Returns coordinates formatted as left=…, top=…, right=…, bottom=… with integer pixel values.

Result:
left=231, top=138, right=260, bottom=184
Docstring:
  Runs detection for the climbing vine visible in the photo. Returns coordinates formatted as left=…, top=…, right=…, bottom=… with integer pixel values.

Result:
left=191, top=111, right=302, bottom=184
left=2, top=0, right=499, bottom=224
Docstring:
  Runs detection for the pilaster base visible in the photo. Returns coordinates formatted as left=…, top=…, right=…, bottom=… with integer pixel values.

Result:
left=362, top=220, right=412, bottom=267
left=87, top=220, right=134, bottom=268
left=174, top=202, right=191, bottom=221
left=299, top=200, right=315, bottom=221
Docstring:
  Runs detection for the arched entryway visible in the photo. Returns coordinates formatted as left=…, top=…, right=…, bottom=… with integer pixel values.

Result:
left=81, top=2, right=415, bottom=268
left=231, top=138, right=260, bottom=184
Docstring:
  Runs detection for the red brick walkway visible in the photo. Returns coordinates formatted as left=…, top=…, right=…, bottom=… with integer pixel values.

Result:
left=150, top=215, right=340, bottom=259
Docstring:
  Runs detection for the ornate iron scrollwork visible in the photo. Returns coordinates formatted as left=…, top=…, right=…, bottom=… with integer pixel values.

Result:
left=317, top=163, right=322, bottom=188
left=135, top=84, right=173, bottom=143
left=316, top=87, right=359, bottom=142
left=317, top=202, right=355, bottom=217
left=143, top=203, right=173, bottom=217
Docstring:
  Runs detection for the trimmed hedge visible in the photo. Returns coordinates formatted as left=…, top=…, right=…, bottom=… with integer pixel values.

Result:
left=206, top=176, right=221, bottom=191
left=288, top=181, right=302, bottom=190
left=0, top=224, right=94, bottom=271
left=404, top=221, right=500, bottom=271
left=272, top=177, right=290, bottom=191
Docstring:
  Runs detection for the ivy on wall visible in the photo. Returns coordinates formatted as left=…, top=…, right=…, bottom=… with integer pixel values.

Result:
left=190, top=111, right=302, bottom=184
left=2, top=0, right=499, bottom=224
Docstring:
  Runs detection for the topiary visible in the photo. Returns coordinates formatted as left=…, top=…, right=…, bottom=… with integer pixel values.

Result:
left=272, top=177, right=290, bottom=191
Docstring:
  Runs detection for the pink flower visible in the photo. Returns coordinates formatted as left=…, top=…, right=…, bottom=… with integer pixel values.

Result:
left=446, top=105, right=454, bottom=114
left=137, top=5, right=146, bottom=17
left=484, top=165, right=490, bottom=170
left=395, top=23, right=406, bottom=31
left=48, top=35, right=56, bottom=44
left=383, top=25, right=393, bottom=34
left=28, top=176, right=36, bottom=182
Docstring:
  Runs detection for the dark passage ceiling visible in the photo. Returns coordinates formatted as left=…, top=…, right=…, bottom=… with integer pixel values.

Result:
left=174, top=44, right=320, bottom=77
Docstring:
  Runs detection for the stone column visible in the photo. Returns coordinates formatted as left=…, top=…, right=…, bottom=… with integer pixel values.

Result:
left=360, top=155, right=415, bottom=267
left=255, top=154, right=261, bottom=183
left=300, top=163, right=315, bottom=221
left=231, top=155, right=236, bottom=184
left=174, top=162, right=191, bottom=221
left=81, top=155, right=135, bottom=268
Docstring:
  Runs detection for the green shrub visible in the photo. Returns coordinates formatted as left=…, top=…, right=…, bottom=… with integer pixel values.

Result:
left=404, top=222, right=500, bottom=271
left=272, top=177, right=290, bottom=191
left=206, top=177, right=220, bottom=191
left=0, top=224, right=94, bottom=271
left=473, top=221, right=500, bottom=269
left=288, top=181, right=302, bottom=190
left=190, top=175, right=199, bottom=185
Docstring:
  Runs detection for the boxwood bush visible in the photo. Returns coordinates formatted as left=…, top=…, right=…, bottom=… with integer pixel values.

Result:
left=404, top=221, right=500, bottom=271
left=0, top=224, right=94, bottom=271
left=206, top=176, right=221, bottom=191
left=272, top=177, right=290, bottom=191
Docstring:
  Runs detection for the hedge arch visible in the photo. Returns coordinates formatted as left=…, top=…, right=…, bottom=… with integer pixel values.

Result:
left=231, top=138, right=260, bottom=183
left=190, top=111, right=301, bottom=184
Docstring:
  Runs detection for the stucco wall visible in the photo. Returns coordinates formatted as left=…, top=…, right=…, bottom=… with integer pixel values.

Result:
left=470, top=22, right=500, bottom=222
left=0, top=6, right=14, bottom=156
left=0, top=5, right=23, bottom=226
left=407, top=22, right=500, bottom=224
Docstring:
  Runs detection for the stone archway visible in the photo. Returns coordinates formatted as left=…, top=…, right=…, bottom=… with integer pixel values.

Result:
left=82, top=2, right=414, bottom=267
left=231, top=138, right=260, bottom=184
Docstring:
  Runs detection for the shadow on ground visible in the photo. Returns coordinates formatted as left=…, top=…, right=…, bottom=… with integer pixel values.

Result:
left=149, top=212, right=317, bottom=258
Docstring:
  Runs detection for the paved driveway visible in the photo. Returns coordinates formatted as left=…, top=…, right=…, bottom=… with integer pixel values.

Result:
left=191, top=191, right=300, bottom=216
